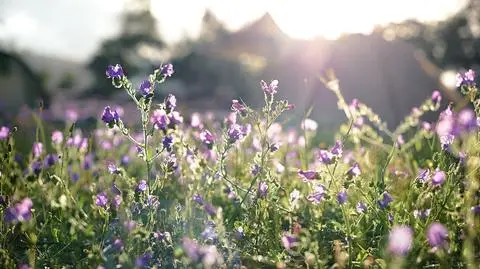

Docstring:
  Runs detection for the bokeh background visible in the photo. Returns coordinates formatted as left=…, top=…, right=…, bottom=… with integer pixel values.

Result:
left=0, top=0, right=478, bottom=134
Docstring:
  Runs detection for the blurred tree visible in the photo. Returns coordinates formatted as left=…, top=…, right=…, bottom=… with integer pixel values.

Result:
left=85, top=0, right=165, bottom=97
left=384, top=0, right=480, bottom=70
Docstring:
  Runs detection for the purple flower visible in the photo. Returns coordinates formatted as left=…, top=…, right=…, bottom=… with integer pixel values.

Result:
left=112, top=194, right=122, bottom=209
left=182, top=237, right=201, bottom=261
left=136, top=180, right=147, bottom=192
left=427, top=222, right=448, bottom=249
left=32, top=142, right=43, bottom=158
left=378, top=192, right=393, bottom=209
left=307, top=184, right=326, bottom=205
left=4, top=198, right=33, bottom=223
left=138, top=79, right=152, bottom=96
left=165, top=94, right=177, bottom=112
left=168, top=111, right=183, bottom=126
left=162, top=135, right=174, bottom=151
left=120, top=155, right=130, bottom=166
left=124, top=220, right=137, bottom=232
left=193, top=194, right=204, bottom=205
left=235, top=227, right=245, bottom=240
left=331, top=140, right=343, bottom=157
left=298, top=170, right=319, bottom=181
left=18, top=264, right=32, bottom=269
left=413, top=209, right=431, bottom=220
left=95, top=192, right=108, bottom=207
left=281, top=232, right=297, bottom=250
left=160, top=63, right=174, bottom=78
left=231, top=100, right=247, bottom=114
left=107, top=163, right=120, bottom=174
left=456, top=69, right=476, bottom=87
left=356, top=201, right=367, bottom=213
left=260, top=79, right=279, bottom=95
left=457, top=109, right=477, bottom=132
left=44, top=154, right=57, bottom=168
left=151, top=109, right=168, bottom=130
left=388, top=225, right=413, bottom=256
left=417, top=168, right=431, bottom=183
left=31, top=161, right=42, bottom=175
left=101, top=106, right=120, bottom=127
left=346, top=163, right=361, bottom=177
left=200, top=130, right=215, bottom=146
left=258, top=181, right=268, bottom=198
left=431, top=90, right=442, bottom=104
left=227, top=124, right=244, bottom=143
left=337, top=190, right=348, bottom=205
left=318, top=150, right=335, bottom=165
left=269, top=142, right=280, bottom=152
left=113, top=238, right=124, bottom=250
left=0, top=126, right=9, bottom=140
left=471, top=205, right=480, bottom=216
left=431, top=168, right=446, bottom=186
left=135, top=252, right=152, bottom=268
left=251, top=164, right=260, bottom=176
left=203, top=203, right=217, bottom=216
left=201, top=223, right=218, bottom=241
left=106, top=64, right=124, bottom=79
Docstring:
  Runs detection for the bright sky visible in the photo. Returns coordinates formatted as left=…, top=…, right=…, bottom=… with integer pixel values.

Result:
left=0, top=0, right=468, bottom=61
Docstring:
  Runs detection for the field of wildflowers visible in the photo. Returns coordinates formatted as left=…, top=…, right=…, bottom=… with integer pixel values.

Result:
left=0, top=63, right=479, bottom=269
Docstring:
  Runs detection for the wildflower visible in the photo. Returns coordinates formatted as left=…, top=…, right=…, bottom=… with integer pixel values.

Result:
left=417, top=168, right=430, bottom=183
left=182, top=237, right=201, bottom=261
left=318, top=150, right=335, bottom=165
left=31, top=161, right=42, bottom=175
left=162, top=135, right=174, bottom=151
left=201, top=222, right=218, bottom=241
left=426, top=222, right=448, bottom=249
left=471, top=205, right=480, bottom=216
left=193, top=194, right=204, bottom=205
left=378, top=192, right=393, bottom=209
left=106, top=64, right=124, bottom=79
left=298, top=170, right=319, bottom=181
left=203, top=203, right=217, bottom=216
left=0, top=126, right=9, bottom=140
left=307, top=184, right=325, bottom=205
left=396, top=135, right=405, bottom=146
left=281, top=232, right=297, bottom=250
left=18, top=265, right=31, bottom=269
left=95, top=192, right=108, bottom=207
left=356, top=201, right=367, bottom=213
left=200, top=130, right=214, bottom=147
left=135, top=252, right=152, bottom=268
left=251, top=164, right=260, bottom=176
left=160, top=63, right=174, bottom=78
left=290, top=189, right=301, bottom=206
left=147, top=195, right=160, bottom=208
left=70, top=172, right=80, bottom=182
left=286, top=103, right=295, bottom=110
left=138, top=79, right=152, bottom=96
left=4, top=198, right=33, bottom=223
left=261, top=79, right=279, bottom=95
left=151, top=109, right=168, bottom=130
left=113, top=239, right=124, bottom=250
left=436, top=105, right=455, bottom=150
left=388, top=225, right=413, bottom=256
left=32, top=142, right=43, bottom=158
left=44, top=154, right=57, bottom=168
left=231, top=100, right=247, bottom=114
left=457, top=109, right=477, bottom=132
left=431, top=168, right=446, bottom=186
left=101, top=106, right=120, bottom=128
left=258, top=181, right=268, bottom=198
left=165, top=94, right=177, bottom=112
left=136, top=180, right=147, bottom=192
left=337, top=190, right=348, bottom=205
left=346, top=163, right=361, bottom=177
left=120, top=155, right=130, bottom=166
left=269, top=142, right=280, bottom=152
left=331, top=140, right=343, bottom=157
left=235, top=227, right=244, bottom=240
left=455, top=69, right=476, bottom=87
left=107, top=163, right=120, bottom=174
left=124, top=220, right=137, bottom=232
left=168, top=111, right=183, bottom=126
left=353, top=116, right=364, bottom=128
left=227, top=124, right=244, bottom=143
left=301, top=118, right=318, bottom=131
left=431, top=90, right=442, bottom=104
left=191, top=113, right=203, bottom=128
left=112, top=195, right=122, bottom=209
left=413, top=209, right=431, bottom=221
